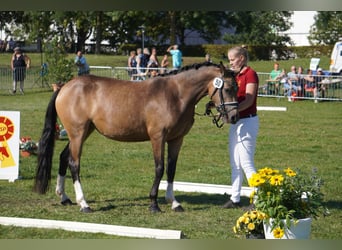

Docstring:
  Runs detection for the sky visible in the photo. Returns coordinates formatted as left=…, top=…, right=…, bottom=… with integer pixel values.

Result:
left=285, top=11, right=317, bottom=46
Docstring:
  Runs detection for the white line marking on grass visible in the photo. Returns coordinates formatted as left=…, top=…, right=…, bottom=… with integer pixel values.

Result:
left=257, top=106, right=287, bottom=111
left=160, top=181, right=253, bottom=197
left=0, top=216, right=182, bottom=239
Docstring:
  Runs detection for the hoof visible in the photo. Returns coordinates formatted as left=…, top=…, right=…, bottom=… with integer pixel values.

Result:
left=61, top=199, right=73, bottom=206
left=173, top=205, right=184, bottom=212
left=80, top=207, right=93, bottom=213
left=149, top=205, right=162, bottom=213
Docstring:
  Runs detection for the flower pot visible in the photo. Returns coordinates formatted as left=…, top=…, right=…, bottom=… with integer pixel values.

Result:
left=263, top=218, right=312, bottom=239
left=20, top=150, right=31, bottom=157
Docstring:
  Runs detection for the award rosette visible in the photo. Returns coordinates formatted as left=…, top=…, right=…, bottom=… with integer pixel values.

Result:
left=0, top=116, right=16, bottom=168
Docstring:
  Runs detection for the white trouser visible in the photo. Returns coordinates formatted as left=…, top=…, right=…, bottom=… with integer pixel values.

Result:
left=228, top=115, right=259, bottom=203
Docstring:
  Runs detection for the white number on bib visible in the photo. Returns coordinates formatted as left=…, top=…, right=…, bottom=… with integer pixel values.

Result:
left=213, top=77, right=223, bottom=89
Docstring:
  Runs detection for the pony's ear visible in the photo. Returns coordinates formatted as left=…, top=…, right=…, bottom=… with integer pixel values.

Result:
left=219, top=61, right=225, bottom=76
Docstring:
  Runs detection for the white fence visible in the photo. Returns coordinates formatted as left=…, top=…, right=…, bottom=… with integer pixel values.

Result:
left=257, top=72, right=342, bottom=102
left=1, top=66, right=341, bottom=102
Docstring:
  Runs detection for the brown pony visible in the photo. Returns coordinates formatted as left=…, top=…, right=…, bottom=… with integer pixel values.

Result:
left=33, top=62, right=239, bottom=213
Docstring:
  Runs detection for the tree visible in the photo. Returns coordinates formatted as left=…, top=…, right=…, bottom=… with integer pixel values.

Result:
left=21, top=11, right=54, bottom=46
left=223, top=11, right=293, bottom=46
left=0, top=11, right=25, bottom=37
left=308, top=11, right=342, bottom=45
left=45, top=38, right=74, bottom=84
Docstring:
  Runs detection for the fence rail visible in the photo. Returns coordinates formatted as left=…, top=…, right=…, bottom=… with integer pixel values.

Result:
left=257, top=72, right=342, bottom=102
left=1, top=66, right=341, bottom=102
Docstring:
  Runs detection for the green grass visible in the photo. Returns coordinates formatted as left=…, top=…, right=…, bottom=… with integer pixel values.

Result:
left=0, top=55, right=341, bottom=239
left=0, top=91, right=341, bottom=239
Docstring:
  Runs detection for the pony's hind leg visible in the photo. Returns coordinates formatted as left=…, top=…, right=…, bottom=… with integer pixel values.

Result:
left=68, top=124, right=95, bottom=213
left=56, top=143, right=73, bottom=205
left=165, top=137, right=184, bottom=212
left=68, top=138, right=92, bottom=213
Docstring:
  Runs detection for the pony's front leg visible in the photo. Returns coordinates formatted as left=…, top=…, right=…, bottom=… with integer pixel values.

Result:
left=73, top=179, right=91, bottom=212
left=165, top=137, right=184, bottom=212
left=149, top=139, right=166, bottom=213
left=165, top=182, right=183, bottom=212
left=149, top=161, right=164, bottom=213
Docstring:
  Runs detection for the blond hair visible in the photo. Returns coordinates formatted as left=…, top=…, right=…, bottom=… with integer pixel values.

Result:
left=228, top=46, right=248, bottom=64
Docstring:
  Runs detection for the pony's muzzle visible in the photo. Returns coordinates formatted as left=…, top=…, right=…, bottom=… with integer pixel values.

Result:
left=229, top=113, right=239, bottom=124
left=217, top=102, right=239, bottom=124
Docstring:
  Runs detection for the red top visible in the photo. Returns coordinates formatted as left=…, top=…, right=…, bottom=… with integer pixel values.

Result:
left=235, top=66, right=259, bottom=117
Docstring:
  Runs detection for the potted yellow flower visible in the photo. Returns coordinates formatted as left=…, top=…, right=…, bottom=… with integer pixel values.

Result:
left=248, top=167, right=328, bottom=239
left=233, top=210, right=267, bottom=239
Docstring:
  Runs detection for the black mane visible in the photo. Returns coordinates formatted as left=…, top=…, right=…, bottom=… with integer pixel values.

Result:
left=159, top=61, right=235, bottom=78
left=159, top=62, right=221, bottom=77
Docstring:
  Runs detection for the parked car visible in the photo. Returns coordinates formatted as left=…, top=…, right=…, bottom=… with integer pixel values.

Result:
left=329, top=38, right=342, bottom=75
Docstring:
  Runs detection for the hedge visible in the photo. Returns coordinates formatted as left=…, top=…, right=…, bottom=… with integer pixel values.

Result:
left=119, top=43, right=334, bottom=61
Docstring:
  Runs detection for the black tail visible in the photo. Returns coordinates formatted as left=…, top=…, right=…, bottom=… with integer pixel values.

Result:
left=33, top=90, right=60, bottom=194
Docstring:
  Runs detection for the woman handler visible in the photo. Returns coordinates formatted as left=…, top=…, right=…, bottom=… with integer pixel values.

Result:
left=222, top=46, right=259, bottom=209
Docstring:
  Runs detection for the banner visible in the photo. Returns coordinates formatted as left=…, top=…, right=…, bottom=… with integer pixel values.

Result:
left=0, top=111, right=20, bottom=182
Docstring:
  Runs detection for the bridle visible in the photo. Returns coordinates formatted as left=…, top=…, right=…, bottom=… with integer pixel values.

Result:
left=205, top=75, right=238, bottom=128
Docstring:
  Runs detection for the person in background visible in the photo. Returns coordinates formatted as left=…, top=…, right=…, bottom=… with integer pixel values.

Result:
left=167, top=44, right=182, bottom=69
left=148, top=47, right=159, bottom=67
left=286, top=65, right=301, bottom=102
left=160, top=54, right=169, bottom=74
left=205, top=53, right=212, bottom=63
left=315, top=68, right=326, bottom=99
left=75, top=51, right=90, bottom=76
left=222, top=46, right=259, bottom=209
left=127, top=50, right=137, bottom=80
left=8, top=38, right=15, bottom=52
left=266, top=62, right=282, bottom=95
left=136, top=48, right=143, bottom=76
left=146, top=62, right=159, bottom=78
left=296, top=66, right=305, bottom=95
left=304, top=69, right=319, bottom=101
left=10, top=47, right=31, bottom=95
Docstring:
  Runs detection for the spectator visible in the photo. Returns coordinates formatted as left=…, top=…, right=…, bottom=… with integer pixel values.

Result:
left=10, top=47, right=31, bottom=95
left=167, top=44, right=182, bottom=69
left=160, top=54, right=169, bottom=74
left=148, top=47, right=159, bottom=67
left=8, top=38, right=15, bottom=52
left=137, top=47, right=150, bottom=74
left=136, top=48, right=143, bottom=75
left=75, top=51, right=90, bottom=76
left=265, top=62, right=282, bottom=95
left=146, top=62, right=159, bottom=78
left=127, top=50, right=137, bottom=80
left=279, top=69, right=293, bottom=101
left=315, top=68, right=326, bottom=99
left=286, top=65, right=301, bottom=102
left=142, top=48, right=151, bottom=69
left=297, top=66, right=305, bottom=95
left=304, top=69, right=318, bottom=101
left=205, top=53, right=212, bottom=63
left=304, top=69, right=316, bottom=88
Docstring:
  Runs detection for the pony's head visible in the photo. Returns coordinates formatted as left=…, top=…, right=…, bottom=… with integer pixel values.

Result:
left=207, top=62, right=239, bottom=125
